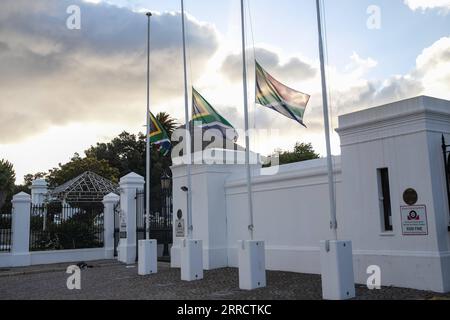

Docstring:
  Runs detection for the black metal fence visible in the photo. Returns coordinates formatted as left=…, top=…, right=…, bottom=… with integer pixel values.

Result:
left=0, top=203, right=12, bottom=252
left=113, top=201, right=120, bottom=257
left=30, top=202, right=104, bottom=251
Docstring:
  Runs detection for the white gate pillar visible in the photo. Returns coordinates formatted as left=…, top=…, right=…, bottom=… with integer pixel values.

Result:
left=11, top=192, right=31, bottom=266
left=103, top=193, right=119, bottom=260
left=118, top=172, right=144, bottom=264
left=30, top=179, right=48, bottom=205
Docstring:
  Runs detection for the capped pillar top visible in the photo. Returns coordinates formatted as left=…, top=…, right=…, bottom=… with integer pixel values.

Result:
left=119, top=172, right=145, bottom=188
left=30, top=179, right=48, bottom=189
left=12, top=192, right=31, bottom=203
left=103, top=192, right=120, bottom=204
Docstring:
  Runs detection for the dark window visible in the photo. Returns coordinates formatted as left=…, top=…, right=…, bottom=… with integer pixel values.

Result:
left=378, top=168, right=393, bottom=232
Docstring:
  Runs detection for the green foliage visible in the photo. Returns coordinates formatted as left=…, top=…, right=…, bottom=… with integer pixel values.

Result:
left=280, top=142, right=320, bottom=164
left=85, top=131, right=173, bottom=212
left=46, top=154, right=120, bottom=188
left=265, top=142, right=320, bottom=167
left=0, top=159, right=15, bottom=210
left=0, top=159, right=15, bottom=191
left=0, top=214, right=11, bottom=229
left=85, top=132, right=146, bottom=178
left=47, top=211, right=102, bottom=250
left=31, top=208, right=103, bottom=251
left=155, top=112, right=178, bottom=138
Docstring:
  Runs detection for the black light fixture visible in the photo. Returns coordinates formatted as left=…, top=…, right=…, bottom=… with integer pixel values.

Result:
left=161, top=171, right=171, bottom=190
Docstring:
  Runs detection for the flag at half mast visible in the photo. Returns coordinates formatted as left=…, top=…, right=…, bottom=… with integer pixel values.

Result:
left=192, top=87, right=239, bottom=141
left=150, top=112, right=171, bottom=156
left=255, top=60, right=310, bottom=128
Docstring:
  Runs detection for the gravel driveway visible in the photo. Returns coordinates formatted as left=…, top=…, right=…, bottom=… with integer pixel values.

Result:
left=0, top=260, right=448, bottom=300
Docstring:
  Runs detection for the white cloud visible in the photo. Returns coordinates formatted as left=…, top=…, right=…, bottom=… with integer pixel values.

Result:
left=0, top=0, right=219, bottom=143
left=404, top=0, right=450, bottom=14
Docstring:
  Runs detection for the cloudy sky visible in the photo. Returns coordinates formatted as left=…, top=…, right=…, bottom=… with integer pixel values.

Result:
left=0, top=0, right=449, bottom=183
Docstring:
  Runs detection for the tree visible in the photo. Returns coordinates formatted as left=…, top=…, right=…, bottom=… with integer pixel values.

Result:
left=85, top=132, right=145, bottom=177
left=156, top=112, right=178, bottom=138
left=47, top=154, right=120, bottom=188
left=0, top=160, right=15, bottom=210
left=267, top=142, right=320, bottom=166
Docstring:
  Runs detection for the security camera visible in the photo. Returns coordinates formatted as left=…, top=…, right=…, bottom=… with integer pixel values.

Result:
left=181, top=186, right=189, bottom=192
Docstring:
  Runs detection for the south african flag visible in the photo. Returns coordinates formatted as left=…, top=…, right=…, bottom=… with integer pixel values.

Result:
left=255, top=60, right=310, bottom=127
left=150, top=112, right=171, bottom=156
left=192, top=87, right=239, bottom=141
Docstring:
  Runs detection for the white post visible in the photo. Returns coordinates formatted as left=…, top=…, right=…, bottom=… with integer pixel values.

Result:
left=180, top=0, right=193, bottom=237
left=145, top=12, right=152, bottom=241
left=30, top=179, right=48, bottom=206
left=102, top=193, right=119, bottom=260
left=11, top=192, right=31, bottom=267
left=237, top=0, right=266, bottom=291
left=137, top=11, right=158, bottom=276
left=181, top=238, right=203, bottom=281
left=315, top=0, right=355, bottom=300
left=118, top=173, right=144, bottom=264
left=179, top=0, right=203, bottom=282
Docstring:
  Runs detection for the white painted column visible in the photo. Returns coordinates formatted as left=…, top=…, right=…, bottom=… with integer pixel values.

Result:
left=11, top=192, right=31, bottom=267
left=30, top=179, right=48, bottom=205
left=102, top=193, right=119, bottom=260
left=320, top=240, right=355, bottom=300
left=138, top=239, right=157, bottom=275
left=238, top=240, right=266, bottom=290
left=118, top=172, right=144, bottom=264
left=181, top=239, right=204, bottom=281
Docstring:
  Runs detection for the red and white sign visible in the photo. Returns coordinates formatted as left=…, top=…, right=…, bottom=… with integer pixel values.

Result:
left=401, top=205, right=428, bottom=236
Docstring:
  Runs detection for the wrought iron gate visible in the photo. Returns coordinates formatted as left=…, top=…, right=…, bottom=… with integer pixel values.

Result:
left=135, top=187, right=173, bottom=261
left=135, top=190, right=146, bottom=260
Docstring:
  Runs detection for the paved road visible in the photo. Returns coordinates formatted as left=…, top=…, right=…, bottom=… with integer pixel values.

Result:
left=0, top=260, right=448, bottom=300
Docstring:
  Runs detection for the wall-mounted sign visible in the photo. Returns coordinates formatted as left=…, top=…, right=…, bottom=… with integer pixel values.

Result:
left=403, top=188, right=418, bottom=206
left=176, top=219, right=185, bottom=238
left=401, top=205, right=428, bottom=236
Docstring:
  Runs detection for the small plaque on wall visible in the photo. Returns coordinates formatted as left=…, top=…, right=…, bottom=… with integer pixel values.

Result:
left=403, top=188, right=418, bottom=206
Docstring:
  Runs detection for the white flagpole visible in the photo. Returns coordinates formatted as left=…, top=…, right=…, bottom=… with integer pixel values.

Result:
left=240, top=0, right=255, bottom=240
left=316, top=0, right=338, bottom=240
left=181, top=0, right=193, bottom=239
left=145, top=12, right=152, bottom=241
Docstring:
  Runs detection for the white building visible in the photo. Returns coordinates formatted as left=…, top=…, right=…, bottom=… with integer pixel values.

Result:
left=170, top=96, right=450, bottom=293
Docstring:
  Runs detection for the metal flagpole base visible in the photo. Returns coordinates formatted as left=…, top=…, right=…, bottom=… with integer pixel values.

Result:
left=320, top=240, right=355, bottom=300
left=238, top=240, right=266, bottom=290
left=138, top=240, right=158, bottom=275
left=181, top=239, right=204, bottom=281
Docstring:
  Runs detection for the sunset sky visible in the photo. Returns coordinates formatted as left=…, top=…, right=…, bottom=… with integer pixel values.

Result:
left=0, top=0, right=449, bottom=183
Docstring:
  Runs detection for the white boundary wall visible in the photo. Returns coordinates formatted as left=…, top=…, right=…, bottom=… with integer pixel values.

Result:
left=0, top=248, right=110, bottom=268
left=171, top=96, right=450, bottom=293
